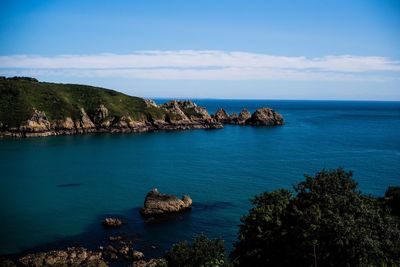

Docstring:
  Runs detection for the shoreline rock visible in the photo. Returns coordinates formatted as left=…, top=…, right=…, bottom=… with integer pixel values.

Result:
left=0, top=100, right=224, bottom=138
left=140, top=188, right=193, bottom=216
left=18, top=247, right=108, bottom=267
left=0, top=101, right=284, bottom=138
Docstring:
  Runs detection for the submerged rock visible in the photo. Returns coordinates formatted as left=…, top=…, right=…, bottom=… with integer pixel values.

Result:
left=19, top=247, right=108, bottom=267
left=140, top=188, right=193, bottom=216
left=102, top=217, right=123, bottom=227
left=246, top=108, right=284, bottom=126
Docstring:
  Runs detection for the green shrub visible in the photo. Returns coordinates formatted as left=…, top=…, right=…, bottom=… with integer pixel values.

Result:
left=231, top=168, right=400, bottom=267
left=165, top=235, right=229, bottom=267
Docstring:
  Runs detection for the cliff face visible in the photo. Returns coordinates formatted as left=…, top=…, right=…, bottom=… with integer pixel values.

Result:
left=0, top=77, right=284, bottom=138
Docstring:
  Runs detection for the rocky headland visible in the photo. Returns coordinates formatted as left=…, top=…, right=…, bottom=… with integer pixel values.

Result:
left=0, top=77, right=284, bottom=138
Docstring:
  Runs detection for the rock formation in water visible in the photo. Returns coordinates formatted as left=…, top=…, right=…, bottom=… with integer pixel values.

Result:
left=140, top=188, right=193, bottom=216
left=213, top=107, right=284, bottom=126
left=246, top=107, right=284, bottom=126
left=102, top=218, right=123, bottom=227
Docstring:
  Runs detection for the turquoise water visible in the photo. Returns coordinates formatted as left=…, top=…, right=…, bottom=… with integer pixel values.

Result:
left=0, top=100, right=399, bottom=256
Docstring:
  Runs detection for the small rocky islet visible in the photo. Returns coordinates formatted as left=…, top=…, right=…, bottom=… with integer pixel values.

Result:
left=0, top=77, right=284, bottom=138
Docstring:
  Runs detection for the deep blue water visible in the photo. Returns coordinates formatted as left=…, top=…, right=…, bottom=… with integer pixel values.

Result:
left=0, top=100, right=399, bottom=257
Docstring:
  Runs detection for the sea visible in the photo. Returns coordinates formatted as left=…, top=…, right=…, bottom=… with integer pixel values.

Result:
left=0, top=100, right=399, bottom=258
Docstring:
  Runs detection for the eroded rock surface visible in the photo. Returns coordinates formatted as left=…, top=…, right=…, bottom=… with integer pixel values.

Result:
left=140, top=189, right=193, bottom=216
left=102, top=217, right=123, bottom=227
left=246, top=107, right=284, bottom=126
left=19, top=247, right=108, bottom=267
left=1, top=100, right=283, bottom=138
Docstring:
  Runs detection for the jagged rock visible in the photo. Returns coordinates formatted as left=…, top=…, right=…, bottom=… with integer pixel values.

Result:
left=140, top=188, right=193, bottom=216
left=144, top=99, right=158, bottom=108
left=19, top=247, right=108, bottom=267
left=95, top=104, right=109, bottom=122
left=229, top=112, right=238, bottom=122
left=61, top=117, right=75, bottom=129
left=193, top=106, right=211, bottom=120
left=214, top=108, right=229, bottom=122
left=80, top=108, right=96, bottom=128
left=132, top=250, right=145, bottom=260
left=161, top=101, right=190, bottom=124
left=102, top=217, right=122, bottom=227
left=131, top=259, right=166, bottom=267
left=246, top=108, right=284, bottom=126
left=20, top=109, right=51, bottom=132
left=238, top=109, right=251, bottom=122
left=176, top=100, right=197, bottom=109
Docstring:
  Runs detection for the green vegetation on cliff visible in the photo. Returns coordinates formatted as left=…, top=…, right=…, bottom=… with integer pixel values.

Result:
left=0, top=76, right=164, bottom=127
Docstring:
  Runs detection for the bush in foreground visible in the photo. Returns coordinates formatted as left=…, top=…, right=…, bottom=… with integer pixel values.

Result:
left=231, top=168, right=400, bottom=267
left=165, top=235, right=229, bottom=267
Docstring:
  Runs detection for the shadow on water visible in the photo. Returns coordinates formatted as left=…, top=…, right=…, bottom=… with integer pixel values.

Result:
left=2, top=201, right=235, bottom=266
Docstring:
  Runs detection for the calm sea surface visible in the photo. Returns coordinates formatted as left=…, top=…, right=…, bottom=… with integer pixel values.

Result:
left=0, top=100, right=399, bottom=256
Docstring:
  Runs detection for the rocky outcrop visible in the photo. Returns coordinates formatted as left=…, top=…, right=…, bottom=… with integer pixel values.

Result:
left=131, top=259, right=166, bottom=267
left=246, top=108, right=284, bottom=126
left=238, top=108, right=251, bottom=122
left=76, top=108, right=96, bottom=130
left=213, top=107, right=283, bottom=126
left=214, top=108, right=229, bottom=122
left=102, top=217, right=123, bottom=227
left=0, top=100, right=284, bottom=138
left=19, top=109, right=51, bottom=133
left=19, top=247, right=108, bottom=267
left=161, top=101, right=191, bottom=124
left=140, top=188, right=193, bottom=216
left=94, top=104, right=109, bottom=123
left=144, top=99, right=158, bottom=108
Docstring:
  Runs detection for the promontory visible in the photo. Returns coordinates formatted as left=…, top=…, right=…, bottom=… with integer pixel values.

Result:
left=0, top=76, right=284, bottom=137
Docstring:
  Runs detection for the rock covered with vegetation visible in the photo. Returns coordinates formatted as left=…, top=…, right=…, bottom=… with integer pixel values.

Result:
left=0, top=77, right=285, bottom=137
left=140, top=188, right=193, bottom=216
left=0, top=77, right=222, bottom=137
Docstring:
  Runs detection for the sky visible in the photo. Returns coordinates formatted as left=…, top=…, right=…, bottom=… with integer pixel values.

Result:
left=0, top=0, right=399, bottom=100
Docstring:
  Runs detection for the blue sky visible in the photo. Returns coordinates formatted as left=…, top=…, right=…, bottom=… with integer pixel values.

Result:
left=0, top=0, right=399, bottom=100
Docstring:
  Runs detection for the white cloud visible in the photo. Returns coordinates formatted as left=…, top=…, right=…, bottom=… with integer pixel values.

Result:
left=0, top=50, right=399, bottom=81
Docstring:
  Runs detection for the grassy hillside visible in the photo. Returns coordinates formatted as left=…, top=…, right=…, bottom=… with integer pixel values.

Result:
left=0, top=77, right=165, bottom=127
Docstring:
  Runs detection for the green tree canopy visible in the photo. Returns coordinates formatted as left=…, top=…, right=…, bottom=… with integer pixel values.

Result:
left=231, top=168, right=400, bottom=267
left=165, top=234, right=228, bottom=267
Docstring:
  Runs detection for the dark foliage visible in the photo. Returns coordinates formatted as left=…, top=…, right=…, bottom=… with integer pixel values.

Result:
left=384, top=186, right=400, bottom=217
left=231, top=168, right=400, bottom=267
left=165, top=235, right=229, bottom=267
